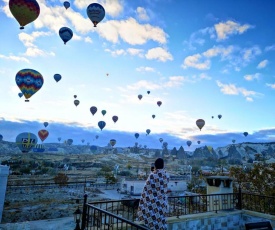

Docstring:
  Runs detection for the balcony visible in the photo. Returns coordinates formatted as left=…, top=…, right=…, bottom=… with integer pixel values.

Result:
left=80, top=192, right=275, bottom=229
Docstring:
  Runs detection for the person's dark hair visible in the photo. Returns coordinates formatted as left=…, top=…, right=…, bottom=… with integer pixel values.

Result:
left=155, top=158, right=164, bottom=169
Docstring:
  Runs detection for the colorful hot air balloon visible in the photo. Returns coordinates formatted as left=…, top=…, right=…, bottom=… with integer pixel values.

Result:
left=112, top=115, right=118, bottom=123
left=59, top=27, right=73, bottom=44
left=186, top=140, right=192, bottom=147
left=207, top=146, right=213, bottom=152
left=74, top=99, right=80, bottom=106
left=18, top=92, right=23, bottom=98
left=98, top=121, right=106, bottom=130
left=9, top=0, right=40, bottom=29
left=146, top=129, right=151, bottom=135
left=63, top=1, right=70, bottom=9
left=147, top=91, right=150, bottom=94
left=152, top=115, right=156, bottom=119
left=197, top=140, right=201, bottom=144
left=196, top=119, right=205, bottom=131
left=162, top=142, right=168, bottom=149
left=38, top=129, right=49, bottom=142
left=138, top=94, right=143, bottom=100
left=101, top=110, right=106, bottom=116
left=157, top=101, right=162, bottom=107
left=86, top=3, right=105, bottom=27
left=43, top=122, right=48, bottom=128
left=135, top=133, right=139, bottom=139
left=159, top=138, right=163, bottom=143
left=90, top=145, right=97, bottom=153
left=16, top=132, right=37, bottom=153
left=218, top=114, right=222, bottom=119
left=54, top=74, right=61, bottom=82
left=90, top=106, right=97, bottom=115
left=15, top=69, right=44, bottom=102
left=110, top=139, right=116, bottom=147
left=243, top=132, right=248, bottom=137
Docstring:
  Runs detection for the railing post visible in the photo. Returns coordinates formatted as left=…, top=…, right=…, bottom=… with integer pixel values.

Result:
left=237, top=185, right=242, bottom=210
left=81, top=194, right=88, bottom=230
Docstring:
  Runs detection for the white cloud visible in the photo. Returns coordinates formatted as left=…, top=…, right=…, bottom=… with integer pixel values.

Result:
left=203, top=45, right=234, bottom=59
left=136, top=7, right=149, bottom=21
left=181, top=54, right=210, bottom=70
left=104, top=48, right=126, bottom=56
left=127, top=48, right=144, bottom=57
left=214, top=20, right=253, bottom=41
left=145, top=47, right=173, bottom=62
left=216, top=80, right=263, bottom=101
left=84, top=37, right=93, bottom=43
left=257, top=60, right=268, bottom=69
left=136, top=66, right=155, bottom=72
left=0, top=54, right=29, bottom=63
left=265, top=45, right=275, bottom=52
left=244, top=73, right=260, bottom=81
left=241, top=46, right=261, bottom=62
left=25, top=47, right=55, bottom=57
left=246, top=97, right=253, bottom=102
left=266, top=83, right=275, bottom=89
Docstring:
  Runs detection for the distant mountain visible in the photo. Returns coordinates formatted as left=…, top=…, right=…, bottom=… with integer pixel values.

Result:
left=0, top=141, right=275, bottom=162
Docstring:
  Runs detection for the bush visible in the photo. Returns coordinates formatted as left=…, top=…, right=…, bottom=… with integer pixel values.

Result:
left=54, top=173, right=69, bottom=186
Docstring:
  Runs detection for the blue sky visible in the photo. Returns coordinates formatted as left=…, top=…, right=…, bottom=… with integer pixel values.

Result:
left=0, top=0, right=275, bottom=150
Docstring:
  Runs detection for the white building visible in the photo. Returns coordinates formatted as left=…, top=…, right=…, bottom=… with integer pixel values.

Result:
left=0, top=165, right=9, bottom=223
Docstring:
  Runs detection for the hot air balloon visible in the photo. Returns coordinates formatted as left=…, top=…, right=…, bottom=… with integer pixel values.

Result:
left=16, top=132, right=37, bottom=153
left=74, top=95, right=77, bottom=98
left=43, top=122, right=48, bottom=128
left=90, top=106, right=97, bottom=115
left=95, top=135, right=99, bottom=139
left=112, top=116, right=118, bottom=123
left=67, top=139, right=73, bottom=145
left=138, top=94, right=143, bottom=100
left=58, top=137, right=61, bottom=142
left=0, top=134, right=3, bottom=141
left=38, top=129, right=49, bottom=142
left=152, top=115, right=156, bottom=119
left=162, top=142, right=168, bottom=149
left=74, top=100, right=80, bottom=106
left=18, top=92, right=23, bottom=98
left=15, top=69, right=44, bottom=102
left=32, top=144, right=45, bottom=153
left=98, top=121, right=106, bottom=130
left=211, top=116, right=214, bottom=119
left=81, top=139, right=85, bottom=143
left=59, top=27, right=73, bottom=44
left=147, top=91, right=150, bottom=94
left=106, top=73, right=109, bottom=76
left=110, top=139, right=116, bottom=147
left=90, top=145, right=97, bottom=153
left=101, top=110, right=106, bottom=116
left=157, top=101, right=162, bottom=107
left=186, top=140, right=192, bottom=147
left=146, top=129, right=151, bottom=135
left=135, top=133, right=139, bottom=139
left=232, top=139, right=236, bottom=143
left=86, top=3, right=105, bottom=27
left=54, top=74, right=61, bottom=82
left=63, top=1, right=70, bottom=9
left=207, top=146, right=213, bottom=152
left=243, top=132, right=248, bottom=137
left=159, top=138, right=163, bottom=143
left=197, top=140, right=201, bottom=144
left=196, top=119, right=205, bottom=131
left=218, top=114, right=222, bottom=119
left=9, top=0, right=40, bottom=29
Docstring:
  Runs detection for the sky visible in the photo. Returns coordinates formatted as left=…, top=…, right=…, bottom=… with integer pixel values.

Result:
left=0, top=0, right=275, bottom=150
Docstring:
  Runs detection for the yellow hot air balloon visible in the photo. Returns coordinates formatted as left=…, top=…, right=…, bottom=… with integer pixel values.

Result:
left=207, top=146, right=213, bottom=152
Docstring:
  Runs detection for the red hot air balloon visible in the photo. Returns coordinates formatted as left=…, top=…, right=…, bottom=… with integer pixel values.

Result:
left=112, top=116, right=118, bottom=123
left=90, top=106, right=97, bottom=115
left=196, top=119, right=205, bottom=131
left=157, top=101, right=162, bottom=107
left=38, top=129, right=49, bottom=142
left=9, top=0, right=40, bottom=29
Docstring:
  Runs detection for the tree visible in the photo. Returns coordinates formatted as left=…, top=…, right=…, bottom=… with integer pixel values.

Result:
left=54, top=173, right=69, bottom=186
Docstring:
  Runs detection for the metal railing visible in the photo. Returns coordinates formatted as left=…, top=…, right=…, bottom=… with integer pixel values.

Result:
left=80, top=192, right=275, bottom=230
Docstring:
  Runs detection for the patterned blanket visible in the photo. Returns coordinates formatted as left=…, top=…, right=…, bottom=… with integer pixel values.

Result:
left=137, top=169, right=170, bottom=230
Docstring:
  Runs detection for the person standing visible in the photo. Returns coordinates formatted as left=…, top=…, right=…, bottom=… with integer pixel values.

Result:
left=137, top=158, right=170, bottom=230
